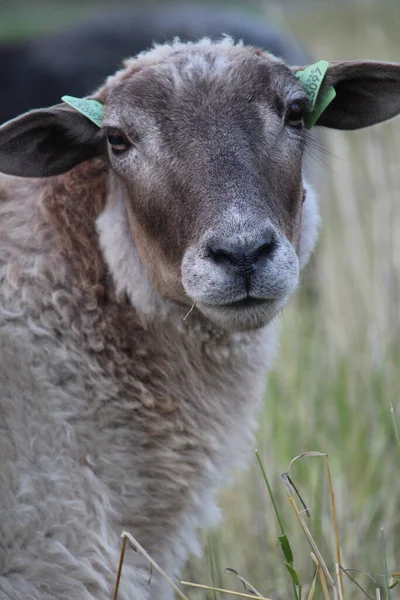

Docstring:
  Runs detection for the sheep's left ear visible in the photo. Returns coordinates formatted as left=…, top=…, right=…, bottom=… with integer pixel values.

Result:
left=0, top=101, right=105, bottom=178
left=293, top=60, right=400, bottom=130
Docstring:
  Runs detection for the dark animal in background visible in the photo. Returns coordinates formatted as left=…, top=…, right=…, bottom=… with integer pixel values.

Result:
left=0, top=3, right=310, bottom=123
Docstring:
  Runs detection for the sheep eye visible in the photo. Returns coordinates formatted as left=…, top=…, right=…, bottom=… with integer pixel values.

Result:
left=285, top=102, right=304, bottom=129
left=107, top=128, right=131, bottom=154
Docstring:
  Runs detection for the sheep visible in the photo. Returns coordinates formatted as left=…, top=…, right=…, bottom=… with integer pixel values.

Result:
left=0, top=37, right=399, bottom=600
left=0, top=4, right=310, bottom=124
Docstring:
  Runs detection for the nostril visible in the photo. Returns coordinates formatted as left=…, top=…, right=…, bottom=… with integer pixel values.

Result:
left=255, top=236, right=277, bottom=262
left=207, top=245, right=237, bottom=266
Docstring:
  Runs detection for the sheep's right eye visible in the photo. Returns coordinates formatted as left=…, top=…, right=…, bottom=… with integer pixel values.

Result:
left=107, top=128, right=131, bottom=154
left=285, top=102, right=304, bottom=129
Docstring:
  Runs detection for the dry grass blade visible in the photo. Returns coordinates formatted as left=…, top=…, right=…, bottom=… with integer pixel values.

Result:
left=113, top=535, right=127, bottom=600
left=343, top=569, right=377, bottom=584
left=118, top=531, right=190, bottom=600
left=326, top=458, right=344, bottom=598
left=311, top=553, right=331, bottom=600
left=335, top=565, right=343, bottom=600
left=181, top=581, right=275, bottom=600
left=340, top=566, right=375, bottom=600
left=285, top=452, right=327, bottom=474
left=283, top=452, right=344, bottom=598
left=183, top=301, right=196, bottom=321
left=389, top=576, right=400, bottom=590
left=376, top=588, right=381, bottom=600
left=390, top=404, right=400, bottom=453
left=318, top=565, right=332, bottom=600
left=283, top=477, right=334, bottom=591
left=225, top=567, right=265, bottom=598
left=381, top=528, right=391, bottom=600
left=390, top=572, right=400, bottom=589
left=307, top=569, right=318, bottom=600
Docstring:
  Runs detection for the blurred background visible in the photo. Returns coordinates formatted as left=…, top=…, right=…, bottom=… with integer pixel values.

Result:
left=2, top=0, right=399, bottom=598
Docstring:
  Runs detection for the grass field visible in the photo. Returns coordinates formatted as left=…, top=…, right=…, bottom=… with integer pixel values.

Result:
left=2, top=1, right=399, bottom=598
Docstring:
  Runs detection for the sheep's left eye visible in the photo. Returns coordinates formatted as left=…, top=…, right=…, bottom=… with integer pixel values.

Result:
left=107, top=128, right=131, bottom=154
left=285, top=102, right=304, bottom=129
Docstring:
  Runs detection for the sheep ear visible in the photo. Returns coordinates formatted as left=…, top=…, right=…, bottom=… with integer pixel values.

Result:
left=293, top=60, right=400, bottom=130
left=0, top=102, right=105, bottom=177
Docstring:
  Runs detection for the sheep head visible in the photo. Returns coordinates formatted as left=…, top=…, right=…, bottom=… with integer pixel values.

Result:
left=1, top=40, right=400, bottom=331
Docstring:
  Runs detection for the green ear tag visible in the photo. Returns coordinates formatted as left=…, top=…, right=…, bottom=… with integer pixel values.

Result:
left=61, top=95, right=104, bottom=128
left=295, top=60, right=336, bottom=129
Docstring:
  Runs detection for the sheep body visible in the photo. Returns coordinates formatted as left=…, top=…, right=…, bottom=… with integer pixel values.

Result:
left=0, top=158, right=281, bottom=598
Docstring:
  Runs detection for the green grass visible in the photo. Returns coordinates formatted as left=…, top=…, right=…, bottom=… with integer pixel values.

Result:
left=185, top=1, right=400, bottom=598
left=2, top=1, right=399, bottom=598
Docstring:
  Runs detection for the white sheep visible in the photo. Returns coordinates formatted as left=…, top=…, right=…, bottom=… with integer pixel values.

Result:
left=0, top=38, right=399, bottom=600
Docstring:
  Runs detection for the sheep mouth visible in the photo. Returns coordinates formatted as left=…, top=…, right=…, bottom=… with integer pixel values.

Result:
left=222, top=297, right=270, bottom=309
left=195, top=295, right=279, bottom=331
left=205, top=296, right=273, bottom=311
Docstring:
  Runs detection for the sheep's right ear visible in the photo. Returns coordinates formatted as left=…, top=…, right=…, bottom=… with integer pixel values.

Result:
left=0, top=103, right=105, bottom=178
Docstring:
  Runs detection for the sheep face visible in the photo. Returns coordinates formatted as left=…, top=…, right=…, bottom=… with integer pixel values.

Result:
left=103, top=47, right=308, bottom=330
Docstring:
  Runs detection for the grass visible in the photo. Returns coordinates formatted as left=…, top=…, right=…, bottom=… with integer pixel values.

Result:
left=1, top=0, right=399, bottom=597
left=113, top=451, right=398, bottom=599
left=185, top=1, right=400, bottom=598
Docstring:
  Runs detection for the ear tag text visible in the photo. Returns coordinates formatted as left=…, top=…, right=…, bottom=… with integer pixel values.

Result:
left=295, top=60, right=336, bottom=129
left=61, top=96, right=104, bottom=128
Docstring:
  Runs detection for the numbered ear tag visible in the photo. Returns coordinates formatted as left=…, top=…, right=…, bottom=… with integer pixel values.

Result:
left=295, top=60, right=336, bottom=129
left=61, top=95, right=104, bottom=128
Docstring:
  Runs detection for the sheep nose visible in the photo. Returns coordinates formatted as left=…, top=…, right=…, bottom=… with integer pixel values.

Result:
left=207, top=230, right=277, bottom=275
